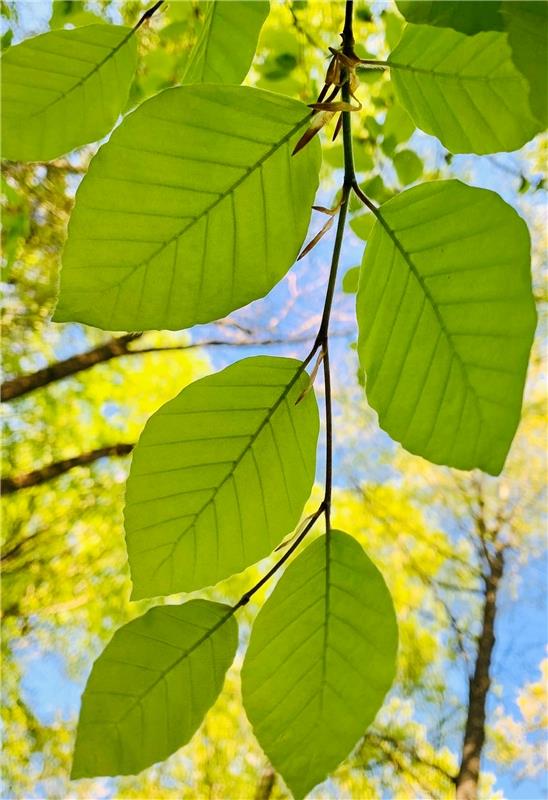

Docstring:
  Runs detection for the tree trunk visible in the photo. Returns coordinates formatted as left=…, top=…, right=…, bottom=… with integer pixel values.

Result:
left=455, top=546, right=505, bottom=800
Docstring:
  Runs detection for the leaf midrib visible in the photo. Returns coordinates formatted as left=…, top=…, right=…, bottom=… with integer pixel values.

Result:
left=388, top=60, right=521, bottom=83
left=374, top=210, right=485, bottom=427
left=96, top=111, right=311, bottom=294
left=111, top=605, right=234, bottom=726
left=155, top=362, right=309, bottom=568
left=27, top=27, right=134, bottom=120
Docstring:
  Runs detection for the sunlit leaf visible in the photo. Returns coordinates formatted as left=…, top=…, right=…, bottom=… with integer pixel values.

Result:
left=183, top=1, right=269, bottom=84
left=54, top=85, right=320, bottom=331
left=350, top=213, right=375, bottom=241
left=396, top=1, right=504, bottom=35
left=389, top=24, right=539, bottom=154
left=357, top=180, right=536, bottom=475
left=502, top=1, right=548, bottom=127
left=393, top=149, right=423, bottom=185
left=242, top=531, right=398, bottom=798
left=72, top=601, right=238, bottom=777
left=125, top=356, right=319, bottom=598
left=342, top=266, right=360, bottom=294
left=1, top=25, right=136, bottom=161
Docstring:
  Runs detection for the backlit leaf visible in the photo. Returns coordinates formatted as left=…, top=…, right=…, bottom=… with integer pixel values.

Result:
left=242, top=531, right=398, bottom=798
left=53, top=85, right=320, bottom=331
left=357, top=180, right=536, bottom=475
left=72, top=601, right=238, bottom=778
left=183, top=1, right=269, bottom=84
left=396, top=1, right=504, bottom=35
left=502, top=1, right=548, bottom=127
left=393, top=149, right=423, bottom=185
left=389, top=24, right=538, bottom=154
left=1, top=25, right=136, bottom=161
left=125, top=356, right=319, bottom=599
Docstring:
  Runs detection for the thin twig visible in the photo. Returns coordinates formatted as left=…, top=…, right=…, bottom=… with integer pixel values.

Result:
left=133, top=0, right=164, bottom=31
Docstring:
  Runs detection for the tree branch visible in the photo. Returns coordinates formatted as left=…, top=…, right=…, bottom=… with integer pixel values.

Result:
left=2, top=331, right=352, bottom=403
left=1, top=444, right=134, bottom=494
left=1, top=333, right=142, bottom=401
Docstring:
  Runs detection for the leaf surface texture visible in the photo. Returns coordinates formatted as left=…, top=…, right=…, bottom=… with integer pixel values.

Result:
left=72, top=601, right=237, bottom=778
left=357, top=180, right=536, bottom=475
left=242, top=531, right=398, bottom=798
left=54, top=85, right=320, bottom=331
left=183, top=1, right=269, bottom=84
left=389, top=24, right=538, bottom=154
left=125, top=356, right=319, bottom=598
left=2, top=25, right=136, bottom=161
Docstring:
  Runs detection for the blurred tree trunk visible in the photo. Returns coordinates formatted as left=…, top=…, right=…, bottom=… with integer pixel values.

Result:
left=456, top=543, right=505, bottom=800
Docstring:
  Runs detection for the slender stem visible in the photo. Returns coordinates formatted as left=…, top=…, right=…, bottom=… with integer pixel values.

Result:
left=134, top=0, right=164, bottom=31
left=233, top=504, right=325, bottom=610
left=322, top=346, right=334, bottom=532
left=352, top=179, right=379, bottom=215
left=230, top=0, right=358, bottom=612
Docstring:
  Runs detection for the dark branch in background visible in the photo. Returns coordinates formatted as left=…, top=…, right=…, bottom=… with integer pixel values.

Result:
left=254, top=765, right=276, bottom=800
left=133, top=0, right=164, bottom=31
left=1, top=444, right=134, bottom=495
left=2, top=330, right=352, bottom=402
left=364, top=731, right=457, bottom=785
left=1, top=333, right=143, bottom=401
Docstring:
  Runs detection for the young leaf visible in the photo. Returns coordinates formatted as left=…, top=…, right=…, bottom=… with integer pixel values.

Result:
left=356, top=180, right=536, bottom=476
left=350, top=213, right=375, bottom=241
left=125, top=356, right=319, bottom=599
left=389, top=24, right=539, bottom=154
left=72, top=600, right=238, bottom=778
left=183, top=1, right=269, bottom=85
left=502, top=1, right=548, bottom=127
left=396, top=1, right=504, bottom=35
left=342, top=265, right=360, bottom=294
left=242, top=531, right=398, bottom=798
left=393, top=149, right=423, bottom=185
left=1, top=25, right=137, bottom=162
left=53, top=85, right=320, bottom=331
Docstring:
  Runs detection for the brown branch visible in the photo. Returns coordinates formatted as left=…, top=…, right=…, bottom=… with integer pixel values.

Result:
left=364, top=731, right=457, bottom=789
left=1, top=333, right=143, bottom=401
left=254, top=765, right=276, bottom=800
left=1, top=444, right=134, bottom=495
left=456, top=544, right=505, bottom=800
left=2, top=330, right=352, bottom=402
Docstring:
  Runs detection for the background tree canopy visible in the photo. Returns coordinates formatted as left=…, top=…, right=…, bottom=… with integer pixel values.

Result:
left=1, top=1, right=546, bottom=799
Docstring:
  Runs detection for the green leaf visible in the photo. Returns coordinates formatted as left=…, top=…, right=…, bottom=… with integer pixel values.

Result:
left=1, top=25, right=137, bottom=162
left=350, top=213, right=375, bottom=241
left=242, top=531, right=398, bottom=798
left=393, top=149, right=423, bottom=185
left=389, top=24, right=539, bottom=154
left=502, top=1, right=548, bottom=127
left=362, top=175, right=393, bottom=204
left=53, top=85, right=320, bottom=331
left=125, top=356, right=319, bottom=599
left=356, top=180, right=536, bottom=475
left=183, top=1, right=269, bottom=84
left=72, top=600, right=238, bottom=778
left=342, top=266, right=360, bottom=294
left=383, top=102, right=415, bottom=145
left=396, top=1, right=504, bottom=35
